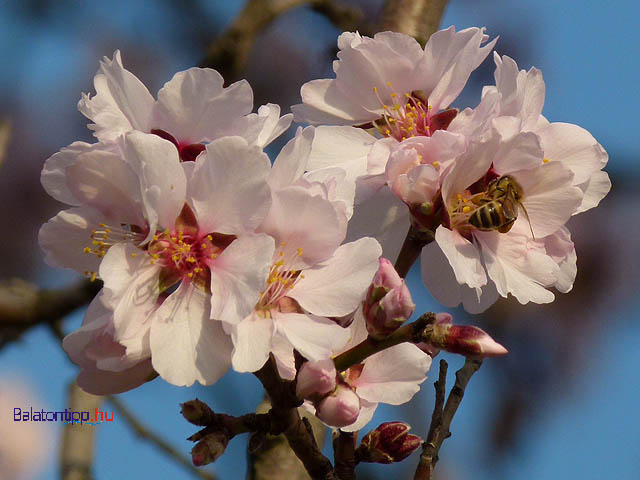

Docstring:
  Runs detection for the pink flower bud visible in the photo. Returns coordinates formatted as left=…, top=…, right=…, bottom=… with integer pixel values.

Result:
left=315, top=384, right=360, bottom=428
left=359, top=421, right=423, bottom=464
left=416, top=313, right=452, bottom=357
left=428, top=324, right=508, bottom=357
left=364, top=260, right=415, bottom=340
left=191, top=431, right=229, bottom=466
left=296, top=359, right=337, bottom=399
left=372, top=258, right=403, bottom=290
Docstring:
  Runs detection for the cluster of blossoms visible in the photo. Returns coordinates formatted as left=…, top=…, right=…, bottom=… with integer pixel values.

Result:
left=40, top=25, right=608, bottom=440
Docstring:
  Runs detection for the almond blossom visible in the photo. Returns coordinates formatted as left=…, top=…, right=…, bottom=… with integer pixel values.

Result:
left=450, top=52, right=611, bottom=213
left=227, top=128, right=382, bottom=377
left=40, top=132, right=277, bottom=387
left=79, top=51, right=292, bottom=160
left=423, top=128, right=583, bottom=311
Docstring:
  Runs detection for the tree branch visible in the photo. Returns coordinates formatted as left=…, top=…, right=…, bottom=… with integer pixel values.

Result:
left=0, top=278, right=101, bottom=349
left=254, top=357, right=338, bottom=480
left=333, top=430, right=357, bottom=480
left=200, top=0, right=364, bottom=81
left=60, top=382, right=102, bottom=480
left=394, top=226, right=435, bottom=279
left=381, top=0, right=449, bottom=46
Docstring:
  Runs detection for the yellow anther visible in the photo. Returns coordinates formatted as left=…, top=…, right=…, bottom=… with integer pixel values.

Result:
left=384, top=129, right=391, bottom=135
left=207, top=235, right=213, bottom=241
left=104, top=228, right=111, bottom=233
left=131, top=253, right=137, bottom=258
left=90, top=272, right=97, bottom=282
left=433, top=161, right=439, bottom=167
left=187, top=272, right=193, bottom=278
left=456, top=194, right=462, bottom=201
left=373, top=86, right=378, bottom=93
left=83, top=247, right=92, bottom=254
left=404, top=92, right=410, bottom=98
left=300, top=274, right=305, bottom=279
left=391, top=92, right=397, bottom=98
left=280, top=241, right=286, bottom=247
left=187, top=257, right=196, bottom=263
left=297, top=248, right=303, bottom=256
left=428, top=105, right=433, bottom=110
left=99, top=223, right=106, bottom=227
left=463, top=206, right=471, bottom=213
left=386, top=81, right=392, bottom=87
left=210, top=253, right=217, bottom=259
left=201, top=243, right=207, bottom=249
left=543, top=158, right=550, bottom=164
left=279, top=251, right=284, bottom=257
left=153, top=234, right=159, bottom=241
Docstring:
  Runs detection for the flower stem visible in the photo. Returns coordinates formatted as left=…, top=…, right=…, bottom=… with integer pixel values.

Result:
left=394, top=226, right=434, bottom=278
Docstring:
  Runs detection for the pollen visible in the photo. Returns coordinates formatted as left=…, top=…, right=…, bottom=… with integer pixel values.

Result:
left=543, top=158, right=550, bottom=164
left=463, top=205, right=471, bottom=213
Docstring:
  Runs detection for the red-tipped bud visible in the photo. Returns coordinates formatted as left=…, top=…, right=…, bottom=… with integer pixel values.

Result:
left=181, top=398, right=214, bottom=426
left=428, top=324, right=508, bottom=358
left=315, top=384, right=360, bottom=428
left=296, top=359, right=337, bottom=399
left=358, top=421, right=423, bottom=464
left=364, top=259, right=415, bottom=340
left=416, top=313, right=452, bottom=357
left=191, top=432, right=229, bottom=466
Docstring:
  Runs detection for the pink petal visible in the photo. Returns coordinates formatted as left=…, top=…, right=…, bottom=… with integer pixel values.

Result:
left=435, top=226, right=487, bottom=289
left=231, top=313, right=274, bottom=373
left=275, top=312, right=350, bottom=361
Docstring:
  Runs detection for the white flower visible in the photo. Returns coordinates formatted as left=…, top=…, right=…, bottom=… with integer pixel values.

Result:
left=228, top=129, right=382, bottom=376
left=41, top=132, right=277, bottom=387
left=79, top=51, right=292, bottom=156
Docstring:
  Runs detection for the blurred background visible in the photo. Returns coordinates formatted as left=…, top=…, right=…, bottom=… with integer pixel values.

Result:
left=0, top=0, right=638, bottom=478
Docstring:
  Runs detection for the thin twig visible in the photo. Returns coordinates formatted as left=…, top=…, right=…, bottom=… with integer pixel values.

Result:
left=381, top=0, right=449, bottom=46
left=414, top=359, right=447, bottom=480
left=60, top=382, right=102, bottom=480
left=0, top=119, right=11, bottom=170
left=200, top=0, right=364, bottom=81
left=108, top=396, right=217, bottom=480
left=414, top=358, right=482, bottom=479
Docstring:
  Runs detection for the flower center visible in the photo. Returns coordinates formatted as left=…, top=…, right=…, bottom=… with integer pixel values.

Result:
left=151, top=129, right=206, bottom=162
left=148, top=230, right=235, bottom=291
left=369, top=83, right=458, bottom=141
left=83, top=222, right=145, bottom=281
left=256, top=243, right=305, bottom=313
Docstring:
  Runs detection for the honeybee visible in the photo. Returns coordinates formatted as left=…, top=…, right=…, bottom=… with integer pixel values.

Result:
left=468, top=175, right=535, bottom=237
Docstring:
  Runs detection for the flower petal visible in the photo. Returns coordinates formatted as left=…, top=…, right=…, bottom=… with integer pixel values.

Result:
left=269, top=126, right=314, bottom=191
left=356, top=343, right=430, bottom=404
left=78, top=50, right=154, bottom=142
left=476, top=231, right=558, bottom=304
left=340, top=399, right=377, bottom=432
left=39, top=206, right=106, bottom=275
left=435, top=226, right=487, bottom=289
left=150, top=281, right=232, bottom=386
left=231, top=312, right=274, bottom=373
left=291, top=237, right=382, bottom=317
left=189, top=136, right=272, bottom=234
left=575, top=170, right=611, bottom=214
left=209, top=234, right=275, bottom=324
left=120, top=131, right=187, bottom=235
left=276, top=312, right=350, bottom=361
left=77, top=359, right=155, bottom=395
left=154, top=68, right=253, bottom=143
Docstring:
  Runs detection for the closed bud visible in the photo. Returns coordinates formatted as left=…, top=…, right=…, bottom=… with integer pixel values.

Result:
left=428, top=324, right=508, bottom=357
left=191, top=431, right=230, bottom=466
left=315, top=384, right=360, bottom=428
left=358, top=421, right=422, bottom=464
left=364, top=259, right=415, bottom=340
left=181, top=398, right=214, bottom=426
left=416, top=313, right=452, bottom=357
left=296, top=359, right=337, bottom=399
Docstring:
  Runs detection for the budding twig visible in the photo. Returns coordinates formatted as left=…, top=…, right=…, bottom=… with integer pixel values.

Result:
left=333, top=430, right=357, bottom=480
left=332, top=313, right=436, bottom=372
